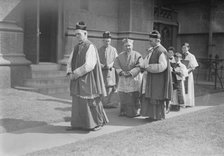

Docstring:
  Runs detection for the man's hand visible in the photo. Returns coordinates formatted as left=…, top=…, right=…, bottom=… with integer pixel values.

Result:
left=188, top=69, right=193, bottom=74
left=102, top=65, right=109, bottom=70
left=145, top=65, right=152, bottom=72
left=140, top=67, right=145, bottom=73
left=119, top=71, right=125, bottom=76
left=124, top=71, right=132, bottom=77
left=66, top=72, right=71, bottom=76
left=69, top=73, right=79, bottom=80
left=175, top=72, right=182, bottom=77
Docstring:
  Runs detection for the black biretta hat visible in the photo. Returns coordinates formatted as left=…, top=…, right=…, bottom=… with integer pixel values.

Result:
left=149, top=30, right=161, bottom=39
left=75, top=21, right=87, bottom=30
left=103, top=31, right=112, bottom=38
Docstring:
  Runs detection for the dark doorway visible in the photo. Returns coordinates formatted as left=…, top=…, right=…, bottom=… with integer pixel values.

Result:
left=153, top=23, right=178, bottom=50
left=39, top=0, right=58, bottom=62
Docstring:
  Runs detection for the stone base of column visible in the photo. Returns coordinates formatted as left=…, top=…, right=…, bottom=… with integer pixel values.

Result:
left=0, top=21, right=32, bottom=88
left=0, top=65, right=32, bottom=88
left=0, top=66, right=10, bottom=88
left=0, top=56, right=32, bottom=88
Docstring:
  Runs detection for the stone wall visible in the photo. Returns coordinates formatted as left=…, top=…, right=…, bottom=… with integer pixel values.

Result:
left=176, top=2, right=209, bottom=59
left=175, top=0, right=224, bottom=81
left=176, top=1, right=224, bottom=59
left=61, top=0, right=155, bottom=65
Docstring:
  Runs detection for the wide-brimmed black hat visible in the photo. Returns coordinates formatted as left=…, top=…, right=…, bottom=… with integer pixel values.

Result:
left=75, top=21, right=87, bottom=30
left=149, top=30, right=161, bottom=39
left=103, top=31, right=112, bottom=38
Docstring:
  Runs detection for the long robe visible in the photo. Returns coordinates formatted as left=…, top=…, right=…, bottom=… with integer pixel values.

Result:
left=98, top=45, right=118, bottom=107
left=67, top=40, right=109, bottom=130
left=98, top=45, right=118, bottom=87
left=183, top=51, right=199, bottom=107
left=114, top=50, right=143, bottom=117
left=141, top=44, right=173, bottom=120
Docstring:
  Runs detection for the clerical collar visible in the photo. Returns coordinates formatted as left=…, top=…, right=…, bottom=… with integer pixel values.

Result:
left=169, top=56, right=174, bottom=60
left=153, top=43, right=160, bottom=50
left=78, top=38, right=88, bottom=45
left=183, top=52, right=189, bottom=56
left=78, top=41, right=83, bottom=45
left=104, top=45, right=110, bottom=48
left=125, top=50, right=132, bottom=54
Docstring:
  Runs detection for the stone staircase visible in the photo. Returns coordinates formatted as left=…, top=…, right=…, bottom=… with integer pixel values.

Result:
left=15, top=63, right=70, bottom=95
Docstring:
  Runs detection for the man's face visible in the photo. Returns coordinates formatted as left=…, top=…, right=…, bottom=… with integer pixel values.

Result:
left=149, top=38, right=157, bottom=47
left=174, top=56, right=180, bottom=62
left=103, top=38, right=111, bottom=47
left=74, top=29, right=87, bottom=43
left=124, top=43, right=133, bottom=52
left=182, top=45, right=188, bottom=54
left=168, top=50, right=174, bottom=58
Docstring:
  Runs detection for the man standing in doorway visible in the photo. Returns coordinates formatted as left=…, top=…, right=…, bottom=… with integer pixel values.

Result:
left=66, top=21, right=109, bottom=131
left=141, top=30, right=172, bottom=121
left=98, top=31, right=118, bottom=108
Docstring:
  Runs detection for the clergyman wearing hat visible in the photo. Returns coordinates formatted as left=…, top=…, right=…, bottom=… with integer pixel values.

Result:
left=66, top=21, right=109, bottom=131
left=113, top=38, right=143, bottom=117
left=98, top=31, right=119, bottom=108
left=140, top=30, right=173, bottom=121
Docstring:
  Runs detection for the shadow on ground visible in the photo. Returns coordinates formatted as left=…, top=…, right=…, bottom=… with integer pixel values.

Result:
left=37, top=98, right=72, bottom=105
left=0, top=118, right=47, bottom=133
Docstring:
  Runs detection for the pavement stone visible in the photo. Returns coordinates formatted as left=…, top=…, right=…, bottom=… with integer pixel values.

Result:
left=0, top=89, right=224, bottom=156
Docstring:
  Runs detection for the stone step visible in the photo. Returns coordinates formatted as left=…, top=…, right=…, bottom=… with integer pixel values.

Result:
left=24, top=77, right=69, bottom=87
left=14, top=86, right=39, bottom=92
left=20, top=63, right=70, bottom=94
left=31, top=63, right=60, bottom=71
left=32, top=70, right=66, bottom=79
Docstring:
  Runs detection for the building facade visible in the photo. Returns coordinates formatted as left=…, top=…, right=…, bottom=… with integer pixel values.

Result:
left=0, top=0, right=223, bottom=89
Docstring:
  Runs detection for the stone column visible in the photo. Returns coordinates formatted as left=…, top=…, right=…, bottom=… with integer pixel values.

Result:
left=0, top=0, right=31, bottom=88
left=58, top=1, right=77, bottom=70
left=0, top=21, right=31, bottom=66
left=0, top=21, right=31, bottom=88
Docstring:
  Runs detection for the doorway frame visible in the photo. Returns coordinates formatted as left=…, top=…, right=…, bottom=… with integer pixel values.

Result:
left=24, top=0, right=64, bottom=64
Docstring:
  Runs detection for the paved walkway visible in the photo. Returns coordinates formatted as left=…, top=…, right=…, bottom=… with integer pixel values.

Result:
left=0, top=89, right=224, bottom=156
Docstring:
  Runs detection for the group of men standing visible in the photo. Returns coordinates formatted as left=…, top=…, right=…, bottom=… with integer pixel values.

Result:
left=66, top=21, right=198, bottom=131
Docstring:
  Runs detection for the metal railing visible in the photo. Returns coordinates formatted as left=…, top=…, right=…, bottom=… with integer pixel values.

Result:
left=196, top=54, right=224, bottom=89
